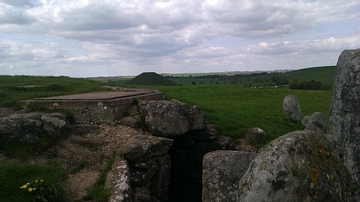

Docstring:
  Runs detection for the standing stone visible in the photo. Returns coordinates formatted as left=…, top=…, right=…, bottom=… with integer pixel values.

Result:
left=283, top=94, right=302, bottom=121
left=202, top=150, right=256, bottom=202
left=328, top=48, right=360, bottom=199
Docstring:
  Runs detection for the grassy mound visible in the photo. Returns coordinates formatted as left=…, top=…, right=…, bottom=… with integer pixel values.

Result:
left=127, top=72, right=178, bottom=86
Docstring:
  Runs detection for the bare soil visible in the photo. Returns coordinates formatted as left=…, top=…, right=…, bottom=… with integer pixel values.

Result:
left=3, top=124, right=147, bottom=202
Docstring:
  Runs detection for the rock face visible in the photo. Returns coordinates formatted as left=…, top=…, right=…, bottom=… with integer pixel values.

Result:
left=138, top=99, right=206, bottom=137
left=238, top=130, right=353, bottom=202
left=0, top=112, right=69, bottom=147
left=202, top=150, right=256, bottom=202
left=123, top=134, right=173, bottom=201
left=328, top=48, right=360, bottom=198
left=283, top=94, right=302, bottom=121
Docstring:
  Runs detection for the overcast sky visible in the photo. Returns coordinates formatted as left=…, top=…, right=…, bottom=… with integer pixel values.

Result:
left=0, top=0, right=359, bottom=77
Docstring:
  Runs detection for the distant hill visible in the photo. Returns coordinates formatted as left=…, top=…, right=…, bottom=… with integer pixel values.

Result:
left=127, top=72, right=178, bottom=86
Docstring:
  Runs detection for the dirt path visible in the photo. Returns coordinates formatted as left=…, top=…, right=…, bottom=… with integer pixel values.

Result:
left=24, top=124, right=147, bottom=201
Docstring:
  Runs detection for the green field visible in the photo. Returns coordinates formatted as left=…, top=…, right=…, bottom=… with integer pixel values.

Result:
left=141, top=85, right=332, bottom=147
left=0, top=66, right=335, bottom=201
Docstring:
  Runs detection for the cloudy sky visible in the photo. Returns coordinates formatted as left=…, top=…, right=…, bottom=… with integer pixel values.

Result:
left=0, top=0, right=359, bottom=77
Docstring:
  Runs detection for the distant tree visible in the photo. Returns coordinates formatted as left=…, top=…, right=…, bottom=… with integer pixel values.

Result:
left=191, top=81, right=196, bottom=85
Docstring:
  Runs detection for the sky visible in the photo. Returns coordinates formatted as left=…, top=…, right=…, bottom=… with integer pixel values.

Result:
left=0, top=0, right=359, bottom=77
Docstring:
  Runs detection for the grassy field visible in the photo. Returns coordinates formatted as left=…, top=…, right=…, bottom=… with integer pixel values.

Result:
left=0, top=66, right=335, bottom=200
left=141, top=85, right=332, bottom=147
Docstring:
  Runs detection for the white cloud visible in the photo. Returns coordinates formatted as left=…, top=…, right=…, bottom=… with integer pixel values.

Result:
left=0, top=0, right=359, bottom=76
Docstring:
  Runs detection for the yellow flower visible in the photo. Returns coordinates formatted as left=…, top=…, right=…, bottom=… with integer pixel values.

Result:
left=35, top=180, right=38, bottom=183
left=26, top=182, right=30, bottom=185
left=28, top=187, right=33, bottom=192
left=40, top=179, right=43, bottom=182
left=20, top=184, right=27, bottom=189
left=33, top=188, right=36, bottom=191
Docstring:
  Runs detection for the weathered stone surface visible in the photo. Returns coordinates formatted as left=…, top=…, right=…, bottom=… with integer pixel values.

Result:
left=328, top=48, right=360, bottom=199
left=109, top=158, right=133, bottom=202
left=248, top=127, right=266, bottom=143
left=301, top=115, right=310, bottom=125
left=0, top=112, right=69, bottom=147
left=238, top=130, right=353, bottom=202
left=283, top=94, right=302, bottom=121
left=305, top=112, right=325, bottom=133
left=149, top=154, right=171, bottom=201
left=119, top=116, right=142, bottom=129
left=124, top=135, right=173, bottom=161
left=186, top=124, right=219, bottom=140
left=138, top=99, right=206, bottom=137
left=202, top=150, right=256, bottom=202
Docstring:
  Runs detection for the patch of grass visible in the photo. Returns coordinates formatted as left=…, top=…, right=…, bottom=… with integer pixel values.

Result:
left=0, top=161, right=65, bottom=202
left=81, top=152, right=116, bottom=201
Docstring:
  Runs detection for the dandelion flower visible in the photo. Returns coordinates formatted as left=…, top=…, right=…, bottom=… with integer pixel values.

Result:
left=20, top=184, right=27, bottom=189
left=28, top=187, right=33, bottom=192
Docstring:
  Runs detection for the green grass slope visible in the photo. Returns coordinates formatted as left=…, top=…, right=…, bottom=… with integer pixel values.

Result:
left=127, top=72, right=178, bottom=86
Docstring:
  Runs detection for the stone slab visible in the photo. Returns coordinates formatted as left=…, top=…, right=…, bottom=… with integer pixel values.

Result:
left=34, top=91, right=150, bottom=100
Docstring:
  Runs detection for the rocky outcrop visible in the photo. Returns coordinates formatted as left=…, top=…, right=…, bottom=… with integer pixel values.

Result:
left=237, top=130, right=353, bottom=202
left=0, top=112, right=70, bottom=147
left=328, top=48, right=360, bottom=199
left=138, top=99, right=206, bottom=137
left=202, top=150, right=256, bottom=202
left=283, top=94, right=302, bottom=121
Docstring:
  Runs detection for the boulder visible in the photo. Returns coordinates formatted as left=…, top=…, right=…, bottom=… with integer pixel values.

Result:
left=123, top=135, right=173, bottom=162
left=283, top=94, right=302, bottom=121
left=238, top=130, right=353, bottom=202
left=0, top=112, right=70, bottom=147
left=248, top=127, right=266, bottom=143
left=305, top=112, right=325, bottom=133
left=138, top=99, right=206, bottom=137
left=328, top=48, right=360, bottom=199
left=202, top=150, right=256, bottom=202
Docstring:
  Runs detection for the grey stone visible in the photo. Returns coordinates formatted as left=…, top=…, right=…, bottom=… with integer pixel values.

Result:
left=124, top=135, right=173, bottom=162
left=119, top=116, right=142, bottom=129
left=328, top=48, right=360, bottom=199
left=248, top=127, right=266, bottom=142
left=305, top=112, right=325, bottom=133
left=283, top=94, right=302, bottom=121
left=0, top=112, right=70, bottom=147
left=237, top=130, right=353, bottom=202
left=149, top=154, right=171, bottom=201
left=138, top=99, right=206, bottom=137
left=202, top=150, right=256, bottom=202
left=301, top=115, right=310, bottom=125
left=109, top=158, right=133, bottom=202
